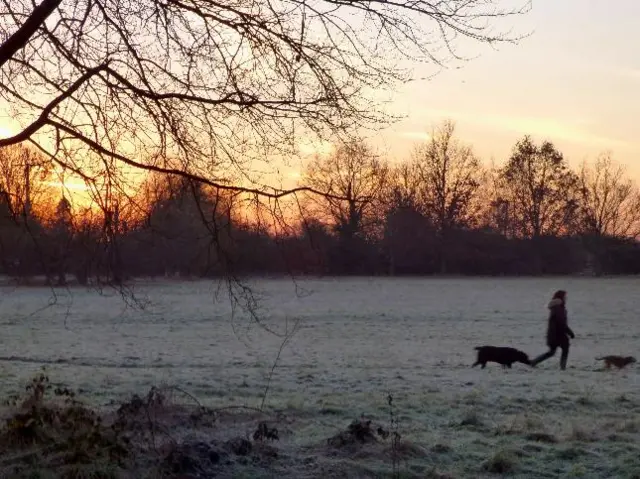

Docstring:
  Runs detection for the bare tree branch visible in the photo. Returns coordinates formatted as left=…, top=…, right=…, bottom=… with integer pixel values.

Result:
left=578, top=152, right=640, bottom=238
left=0, top=0, right=62, bottom=67
left=0, top=0, right=528, bottom=201
left=498, top=136, right=579, bottom=239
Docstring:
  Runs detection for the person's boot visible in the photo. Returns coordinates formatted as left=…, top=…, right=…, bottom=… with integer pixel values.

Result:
left=560, top=357, right=567, bottom=370
left=530, top=354, right=545, bottom=367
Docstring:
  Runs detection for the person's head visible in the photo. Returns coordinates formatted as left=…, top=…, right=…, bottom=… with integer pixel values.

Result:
left=552, top=290, right=567, bottom=303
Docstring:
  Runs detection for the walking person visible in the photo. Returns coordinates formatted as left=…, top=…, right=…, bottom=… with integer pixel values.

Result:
left=531, top=290, right=575, bottom=370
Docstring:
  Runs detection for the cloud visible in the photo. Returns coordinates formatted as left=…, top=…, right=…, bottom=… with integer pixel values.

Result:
left=580, top=62, right=640, bottom=81
left=611, top=67, right=640, bottom=80
left=297, top=138, right=334, bottom=156
left=397, top=131, right=431, bottom=141
left=418, top=108, right=629, bottom=149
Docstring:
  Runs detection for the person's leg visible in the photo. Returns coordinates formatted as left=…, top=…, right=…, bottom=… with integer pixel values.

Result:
left=532, top=346, right=557, bottom=366
left=560, top=342, right=570, bottom=370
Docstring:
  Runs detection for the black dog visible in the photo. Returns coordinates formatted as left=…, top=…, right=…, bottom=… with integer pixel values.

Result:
left=472, top=346, right=531, bottom=369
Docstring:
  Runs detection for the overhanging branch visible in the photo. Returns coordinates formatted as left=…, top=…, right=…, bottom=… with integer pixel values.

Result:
left=47, top=120, right=348, bottom=202
left=0, top=63, right=109, bottom=147
left=0, top=0, right=63, bottom=68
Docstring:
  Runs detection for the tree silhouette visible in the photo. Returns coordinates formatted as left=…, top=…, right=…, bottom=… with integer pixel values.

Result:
left=0, top=0, right=529, bottom=290
left=0, top=145, right=52, bottom=219
left=577, top=153, right=640, bottom=238
left=303, top=139, right=388, bottom=273
left=48, top=195, right=73, bottom=285
left=499, top=136, right=579, bottom=239
left=412, top=120, right=484, bottom=272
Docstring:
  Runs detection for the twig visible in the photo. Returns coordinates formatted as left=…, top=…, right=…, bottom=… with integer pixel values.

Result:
left=162, top=385, right=205, bottom=411
left=0, top=444, right=66, bottom=467
left=209, top=405, right=268, bottom=415
left=388, top=392, right=401, bottom=479
left=260, top=318, right=301, bottom=411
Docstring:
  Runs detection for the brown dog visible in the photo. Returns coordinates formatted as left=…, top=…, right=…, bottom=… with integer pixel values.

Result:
left=596, top=355, right=637, bottom=370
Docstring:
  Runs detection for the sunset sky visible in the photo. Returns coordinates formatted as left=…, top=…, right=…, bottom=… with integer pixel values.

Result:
left=370, top=0, right=640, bottom=177
left=1, top=1, right=638, bottom=199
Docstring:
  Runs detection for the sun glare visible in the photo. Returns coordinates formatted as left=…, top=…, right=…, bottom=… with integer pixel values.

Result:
left=0, top=125, right=13, bottom=138
left=40, top=179, right=98, bottom=213
left=43, top=180, right=90, bottom=192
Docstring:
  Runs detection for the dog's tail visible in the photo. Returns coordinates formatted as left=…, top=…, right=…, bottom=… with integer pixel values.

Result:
left=474, top=346, right=482, bottom=351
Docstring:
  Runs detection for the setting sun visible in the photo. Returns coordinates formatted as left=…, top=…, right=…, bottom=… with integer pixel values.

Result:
left=0, top=124, right=13, bottom=139
left=42, top=180, right=90, bottom=192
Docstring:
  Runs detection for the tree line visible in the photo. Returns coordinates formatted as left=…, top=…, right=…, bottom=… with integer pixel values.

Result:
left=0, top=0, right=531, bottom=287
left=299, top=121, right=640, bottom=277
left=1, top=121, right=640, bottom=284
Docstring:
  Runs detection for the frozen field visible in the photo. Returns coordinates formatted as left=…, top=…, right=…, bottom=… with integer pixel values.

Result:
left=1, top=276, right=640, bottom=477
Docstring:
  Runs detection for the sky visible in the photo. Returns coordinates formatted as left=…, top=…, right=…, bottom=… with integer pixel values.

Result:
left=367, top=0, right=640, bottom=177
left=1, top=1, right=639, bottom=199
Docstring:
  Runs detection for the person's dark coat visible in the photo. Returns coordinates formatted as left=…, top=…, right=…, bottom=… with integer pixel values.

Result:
left=546, top=297, right=574, bottom=348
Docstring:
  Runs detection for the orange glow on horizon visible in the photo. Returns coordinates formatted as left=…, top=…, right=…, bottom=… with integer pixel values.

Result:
left=43, top=180, right=90, bottom=192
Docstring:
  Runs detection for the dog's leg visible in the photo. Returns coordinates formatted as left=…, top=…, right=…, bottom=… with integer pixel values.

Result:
left=481, top=362, right=486, bottom=369
left=472, top=361, right=480, bottom=368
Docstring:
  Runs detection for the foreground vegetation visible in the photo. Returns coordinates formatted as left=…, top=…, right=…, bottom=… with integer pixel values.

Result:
left=0, top=372, right=408, bottom=478
left=2, top=370, right=640, bottom=478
